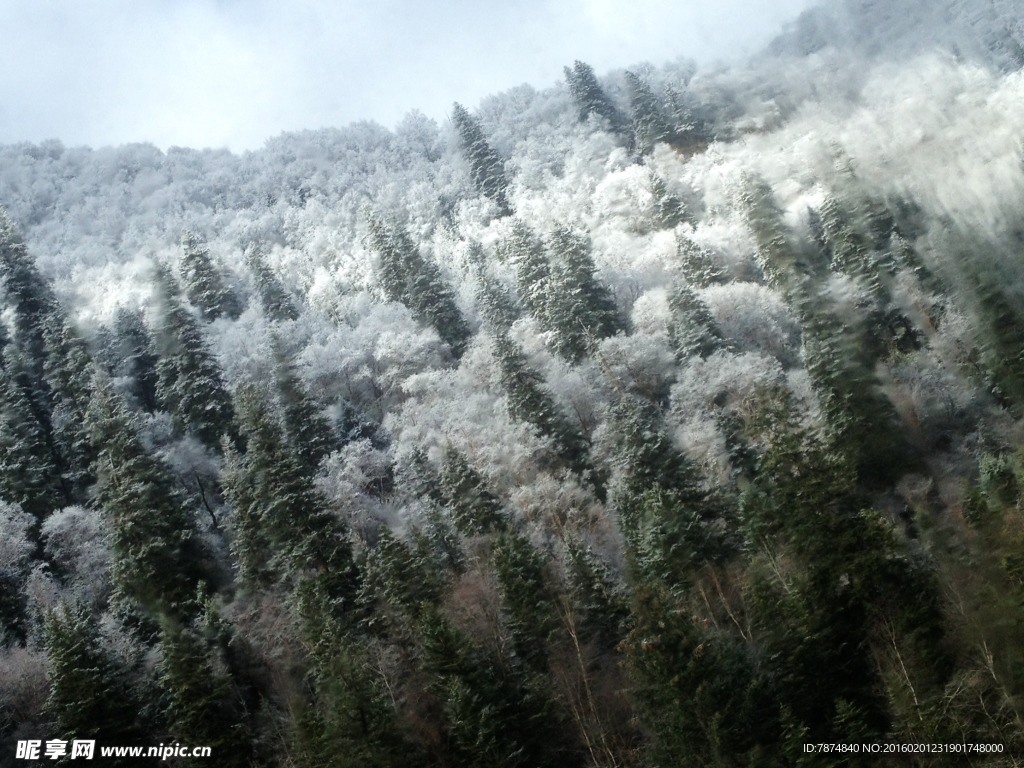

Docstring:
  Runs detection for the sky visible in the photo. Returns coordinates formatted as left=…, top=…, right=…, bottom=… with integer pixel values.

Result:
left=0, top=0, right=818, bottom=152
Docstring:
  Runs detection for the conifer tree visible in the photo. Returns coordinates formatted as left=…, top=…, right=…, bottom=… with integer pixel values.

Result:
left=156, top=617, right=250, bottom=766
left=110, top=307, right=161, bottom=412
left=88, top=375, right=210, bottom=616
left=246, top=242, right=298, bottom=322
left=155, top=279, right=236, bottom=448
left=624, top=70, right=675, bottom=154
left=439, top=446, right=506, bottom=535
left=545, top=227, right=621, bottom=362
left=492, top=529, right=557, bottom=670
left=179, top=231, right=241, bottom=321
left=273, top=339, right=337, bottom=473
left=648, top=171, right=687, bottom=229
left=225, top=385, right=357, bottom=606
left=667, top=283, right=725, bottom=360
left=0, top=208, right=58, bottom=382
left=451, top=103, right=513, bottom=216
left=0, top=346, right=63, bottom=521
left=564, top=61, right=629, bottom=137
left=41, top=313, right=96, bottom=501
left=366, top=214, right=471, bottom=358
left=43, top=605, right=151, bottom=762
left=493, top=333, right=592, bottom=479
left=499, top=220, right=551, bottom=322
left=676, top=235, right=727, bottom=288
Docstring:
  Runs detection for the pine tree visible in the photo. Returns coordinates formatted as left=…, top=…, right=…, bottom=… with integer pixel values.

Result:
left=492, top=529, right=557, bottom=670
left=179, top=231, right=241, bottom=321
left=110, top=307, right=161, bottom=412
left=451, top=103, right=513, bottom=216
left=156, top=617, right=250, bottom=766
left=499, top=220, right=551, bottom=322
left=492, top=334, right=591, bottom=480
left=225, top=385, right=357, bottom=606
left=366, top=214, right=471, bottom=358
left=273, top=339, right=337, bottom=473
left=41, top=313, right=96, bottom=501
left=246, top=242, right=298, bottom=321
left=0, top=346, right=63, bottom=521
left=624, top=70, right=675, bottom=154
left=439, top=446, right=506, bottom=535
left=43, top=605, right=151, bottom=763
left=667, top=283, right=725, bottom=360
left=648, top=171, right=687, bottom=229
left=564, top=61, right=629, bottom=137
left=155, top=281, right=236, bottom=448
left=88, top=375, right=210, bottom=616
left=0, top=208, right=58, bottom=382
left=545, top=227, right=621, bottom=362
left=676, top=235, right=727, bottom=288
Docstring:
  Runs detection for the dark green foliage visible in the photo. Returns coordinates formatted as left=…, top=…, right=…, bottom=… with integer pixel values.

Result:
left=41, top=313, right=96, bottom=501
left=246, top=242, right=298, bottom=321
left=180, top=231, right=242, bottom=321
left=451, top=103, right=512, bottom=216
left=0, top=347, right=63, bottom=521
left=367, top=213, right=471, bottom=358
left=97, top=308, right=161, bottom=412
left=225, top=385, right=357, bottom=606
left=563, top=538, right=629, bottom=648
left=545, top=226, right=622, bottom=362
left=273, top=340, right=337, bottom=472
left=364, top=527, right=444, bottom=621
left=649, top=171, right=688, bottom=229
left=0, top=209, right=58, bottom=381
left=88, top=376, right=211, bottom=616
left=624, top=70, right=676, bottom=155
left=43, top=605, right=152, bottom=763
left=564, top=60, right=629, bottom=138
left=492, top=333, right=592, bottom=479
left=439, top=447, right=506, bottom=535
left=156, top=615, right=251, bottom=766
left=492, top=530, right=557, bottom=670
left=667, top=283, right=725, bottom=360
left=155, top=285, right=236, bottom=448
left=676, top=234, right=727, bottom=288
left=500, top=219, right=551, bottom=321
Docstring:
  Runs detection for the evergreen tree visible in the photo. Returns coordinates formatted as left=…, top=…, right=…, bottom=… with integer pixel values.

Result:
left=492, top=529, right=557, bottom=670
left=0, top=345, right=63, bottom=521
left=225, top=385, right=357, bottom=606
left=367, top=214, right=471, bottom=358
left=451, top=103, right=513, bottom=216
left=493, top=333, right=592, bottom=480
left=179, top=231, right=241, bottom=321
left=676, top=234, right=727, bottom=288
left=246, top=242, right=298, bottom=322
left=624, top=70, right=675, bottom=154
left=648, top=171, right=687, bottom=229
left=155, top=281, right=236, bottom=448
left=0, top=208, right=58, bottom=382
left=43, top=605, right=152, bottom=764
left=156, top=617, right=250, bottom=766
left=273, top=339, right=337, bottom=473
left=110, top=307, right=161, bottom=412
left=564, top=61, right=629, bottom=137
left=667, top=282, right=725, bottom=360
left=545, top=227, right=622, bottom=362
left=41, top=312, right=96, bottom=501
left=499, top=219, right=551, bottom=322
left=439, top=446, right=506, bottom=535
left=88, top=376, right=211, bottom=616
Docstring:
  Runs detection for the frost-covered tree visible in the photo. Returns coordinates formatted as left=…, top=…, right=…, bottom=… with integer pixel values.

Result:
left=88, top=375, right=211, bottom=617
left=366, top=213, right=471, bottom=358
left=624, top=70, right=675, bottom=155
left=564, top=61, right=629, bottom=138
left=667, top=283, right=725, bottom=360
left=451, top=103, right=512, bottom=216
left=246, top=242, right=298, bottom=322
left=155, top=277, right=236, bottom=448
left=180, top=230, right=242, bottom=321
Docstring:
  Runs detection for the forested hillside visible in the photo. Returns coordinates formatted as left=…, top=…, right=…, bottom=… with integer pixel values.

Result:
left=2, top=0, right=1024, bottom=764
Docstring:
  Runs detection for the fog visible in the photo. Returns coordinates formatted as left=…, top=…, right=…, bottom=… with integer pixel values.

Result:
left=0, top=0, right=816, bottom=151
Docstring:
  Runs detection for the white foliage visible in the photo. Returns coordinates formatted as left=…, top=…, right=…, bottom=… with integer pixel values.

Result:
left=40, top=506, right=113, bottom=606
left=700, top=281, right=801, bottom=363
left=0, top=501, right=34, bottom=575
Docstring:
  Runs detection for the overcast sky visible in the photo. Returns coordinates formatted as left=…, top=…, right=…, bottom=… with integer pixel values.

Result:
left=0, top=0, right=817, bottom=152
